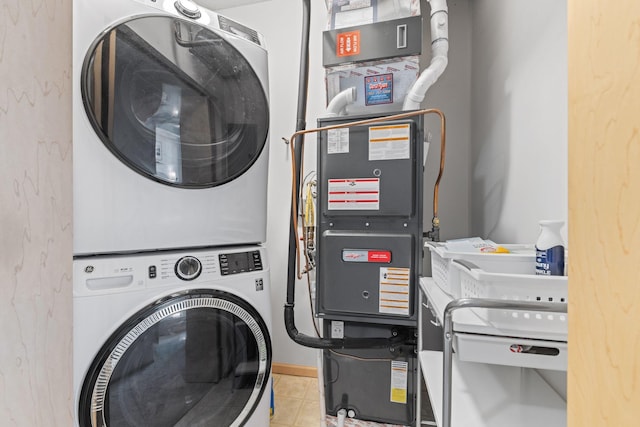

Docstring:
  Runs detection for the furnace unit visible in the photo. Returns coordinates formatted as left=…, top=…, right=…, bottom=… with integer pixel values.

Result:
left=316, top=112, right=425, bottom=326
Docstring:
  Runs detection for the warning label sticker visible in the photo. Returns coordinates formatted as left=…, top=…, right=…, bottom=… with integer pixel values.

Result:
left=390, top=361, right=408, bottom=404
left=365, top=74, right=394, bottom=106
left=327, top=128, right=350, bottom=154
left=336, top=30, right=361, bottom=57
left=369, top=124, right=411, bottom=161
left=328, top=178, right=379, bottom=210
left=342, top=249, right=392, bottom=263
left=379, top=267, right=410, bottom=315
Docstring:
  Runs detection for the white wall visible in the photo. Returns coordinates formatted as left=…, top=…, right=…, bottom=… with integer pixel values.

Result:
left=469, top=0, right=568, bottom=399
left=220, top=0, right=328, bottom=367
left=422, top=0, right=472, bottom=245
left=221, top=0, right=473, bottom=367
left=470, top=0, right=568, bottom=244
left=0, top=0, right=73, bottom=424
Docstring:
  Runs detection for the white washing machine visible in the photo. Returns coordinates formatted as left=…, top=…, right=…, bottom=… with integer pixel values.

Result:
left=73, top=246, right=272, bottom=427
left=73, top=0, right=270, bottom=255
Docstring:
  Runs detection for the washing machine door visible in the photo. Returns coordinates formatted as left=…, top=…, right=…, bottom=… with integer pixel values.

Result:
left=81, top=15, right=269, bottom=188
left=78, top=290, right=272, bottom=427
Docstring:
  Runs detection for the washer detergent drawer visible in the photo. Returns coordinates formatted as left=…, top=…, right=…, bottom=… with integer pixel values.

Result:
left=454, top=333, right=567, bottom=371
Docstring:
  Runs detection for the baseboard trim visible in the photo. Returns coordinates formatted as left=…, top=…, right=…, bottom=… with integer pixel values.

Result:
left=272, top=363, right=318, bottom=378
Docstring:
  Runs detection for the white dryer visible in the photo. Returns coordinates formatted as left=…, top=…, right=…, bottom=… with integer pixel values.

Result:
left=73, top=0, right=270, bottom=255
left=73, top=246, right=272, bottom=427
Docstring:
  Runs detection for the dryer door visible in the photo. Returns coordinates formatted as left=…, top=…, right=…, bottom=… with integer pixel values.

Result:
left=78, top=290, right=272, bottom=427
left=81, top=15, right=269, bottom=188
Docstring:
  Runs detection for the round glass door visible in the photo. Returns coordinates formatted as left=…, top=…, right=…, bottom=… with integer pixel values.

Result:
left=78, top=290, right=272, bottom=427
left=81, top=16, right=269, bottom=188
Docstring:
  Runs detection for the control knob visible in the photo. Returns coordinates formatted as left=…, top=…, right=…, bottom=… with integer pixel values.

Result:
left=174, top=0, right=202, bottom=19
left=175, top=256, right=202, bottom=281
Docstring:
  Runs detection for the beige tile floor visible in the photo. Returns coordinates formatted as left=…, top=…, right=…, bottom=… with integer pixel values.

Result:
left=270, top=373, right=322, bottom=427
left=269, top=373, right=430, bottom=427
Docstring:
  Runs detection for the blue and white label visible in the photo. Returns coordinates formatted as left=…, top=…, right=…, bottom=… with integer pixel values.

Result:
left=364, top=73, right=393, bottom=105
left=536, top=245, right=565, bottom=276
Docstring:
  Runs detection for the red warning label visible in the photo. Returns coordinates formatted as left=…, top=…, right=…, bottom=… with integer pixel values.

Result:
left=336, top=30, right=361, bottom=57
left=368, top=251, right=392, bottom=263
left=342, top=249, right=392, bottom=263
left=328, top=178, right=379, bottom=211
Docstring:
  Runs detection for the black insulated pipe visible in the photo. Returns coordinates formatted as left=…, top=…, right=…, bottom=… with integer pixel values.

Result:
left=284, top=0, right=412, bottom=349
left=284, top=0, right=310, bottom=310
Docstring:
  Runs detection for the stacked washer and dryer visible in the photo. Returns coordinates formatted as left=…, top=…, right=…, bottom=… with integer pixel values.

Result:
left=72, top=1, right=273, bottom=426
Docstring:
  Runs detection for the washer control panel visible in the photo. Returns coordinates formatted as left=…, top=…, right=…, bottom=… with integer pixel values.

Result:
left=74, top=247, right=266, bottom=296
left=219, top=250, right=263, bottom=276
left=175, top=255, right=202, bottom=281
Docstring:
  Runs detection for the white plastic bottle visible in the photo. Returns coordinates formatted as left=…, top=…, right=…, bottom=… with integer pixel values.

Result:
left=535, top=220, right=565, bottom=276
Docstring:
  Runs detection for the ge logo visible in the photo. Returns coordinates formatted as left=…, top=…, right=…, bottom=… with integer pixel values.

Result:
left=84, top=265, right=94, bottom=273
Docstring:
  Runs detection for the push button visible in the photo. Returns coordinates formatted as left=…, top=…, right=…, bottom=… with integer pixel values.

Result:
left=148, top=265, right=157, bottom=279
left=252, top=251, right=263, bottom=270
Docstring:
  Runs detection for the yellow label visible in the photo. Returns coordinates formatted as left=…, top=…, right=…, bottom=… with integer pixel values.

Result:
left=390, top=361, right=408, bottom=404
left=390, top=388, right=407, bottom=404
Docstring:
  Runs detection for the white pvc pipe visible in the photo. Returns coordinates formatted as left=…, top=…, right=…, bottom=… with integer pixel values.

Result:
left=336, top=408, right=347, bottom=427
left=313, top=278, right=328, bottom=427
left=403, top=0, right=449, bottom=110
left=325, top=86, right=356, bottom=117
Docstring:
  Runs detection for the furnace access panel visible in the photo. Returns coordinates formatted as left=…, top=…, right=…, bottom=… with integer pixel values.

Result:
left=316, top=113, right=424, bottom=325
